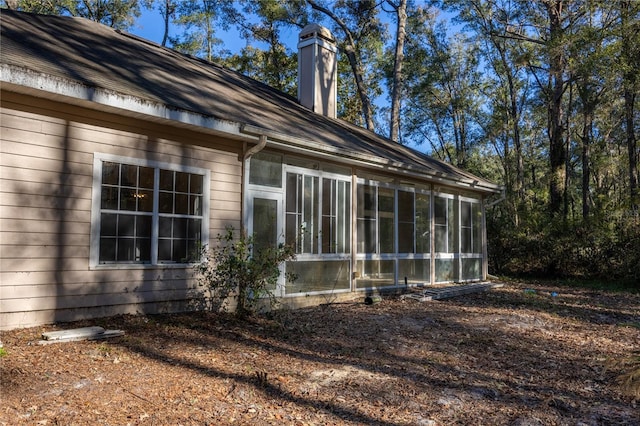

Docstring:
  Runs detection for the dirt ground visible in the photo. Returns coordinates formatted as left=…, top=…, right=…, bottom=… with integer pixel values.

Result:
left=1, top=280, right=639, bottom=425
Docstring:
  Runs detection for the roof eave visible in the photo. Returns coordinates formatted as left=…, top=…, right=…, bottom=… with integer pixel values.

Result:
left=1, top=64, right=502, bottom=194
left=240, top=124, right=502, bottom=194
left=1, top=63, right=251, bottom=141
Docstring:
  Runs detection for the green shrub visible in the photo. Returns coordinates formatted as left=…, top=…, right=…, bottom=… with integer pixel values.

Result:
left=487, top=209, right=639, bottom=288
left=195, top=227, right=296, bottom=318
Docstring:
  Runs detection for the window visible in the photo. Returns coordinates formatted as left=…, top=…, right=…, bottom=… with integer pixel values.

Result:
left=356, top=184, right=396, bottom=254
left=397, top=190, right=414, bottom=253
left=358, top=185, right=432, bottom=255
left=378, top=187, right=395, bottom=253
left=157, top=169, right=204, bottom=262
left=460, top=199, right=483, bottom=281
left=92, top=154, right=209, bottom=266
left=249, top=151, right=282, bottom=187
left=321, top=178, right=351, bottom=253
left=460, top=200, right=482, bottom=254
left=357, top=184, right=377, bottom=253
left=286, top=172, right=319, bottom=254
left=283, top=168, right=352, bottom=294
left=415, top=192, right=430, bottom=253
left=434, top=196, right=455, bottom=253
left=286, top=172, right=352, bottom=255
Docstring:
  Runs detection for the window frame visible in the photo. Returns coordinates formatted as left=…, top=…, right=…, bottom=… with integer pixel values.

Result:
left=355, top=178, right=432, bottom=288
left=284, top=164, right=352, bottom=260
left=356, top=179, right=431, bottom=258
left=458, top=195, right=484, bottom=282
left=245, top=155, right=354, bottom=297
left=90, top=153, right=210, bottom=269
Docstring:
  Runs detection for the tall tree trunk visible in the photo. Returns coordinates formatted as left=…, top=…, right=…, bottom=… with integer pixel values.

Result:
left=494, top=42, right=525, bottom=200
left=581, top=105, right=593, bottom=219
left=620, top=1, right=639, bottom=207
left=625, top=88, right=638, bottom=206
left=564, top=78, right=573, bottom=220
left=160, top=0, right=174, bottom=47
left=389, top=0, right=407, bottom=142
left=205, top=1, right=213, bottom=62
left=508, top=71, right=524, bottom=200
left=546, top=0, right=567, bottom=217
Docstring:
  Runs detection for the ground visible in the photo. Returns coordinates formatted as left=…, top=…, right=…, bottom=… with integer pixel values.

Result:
left=1, top=280, right=638, bottom=425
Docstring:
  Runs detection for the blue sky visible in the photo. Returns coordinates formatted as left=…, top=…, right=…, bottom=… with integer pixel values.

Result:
left=129, top=7, right=301, bottom=55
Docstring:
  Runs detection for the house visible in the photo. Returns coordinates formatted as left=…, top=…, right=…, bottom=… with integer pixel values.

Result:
left=0, top=9, right=501, bottom=330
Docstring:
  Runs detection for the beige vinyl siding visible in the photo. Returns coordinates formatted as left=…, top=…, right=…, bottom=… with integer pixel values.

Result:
left=0, top=92, right=242, bottom=330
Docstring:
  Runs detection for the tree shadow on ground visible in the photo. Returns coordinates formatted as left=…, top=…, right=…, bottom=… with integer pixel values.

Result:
left=99, top=288, right=638, bottom=424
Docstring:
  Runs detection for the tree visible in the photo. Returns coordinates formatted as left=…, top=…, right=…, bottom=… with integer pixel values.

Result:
left=567, top=1, right=616, bottom=219
left=3, top=0, right=74, bottom=14
left=217, top=0, right=305, bottom=95
left=143, top=0, right=177, bottom=46
left=403, top=7, right=482, bottom=168
left=4, top=0, right=141, bottom=30
left=386, top=0, right=407, bottom=142
left=447, top=0, right=531, bottom=225
left=223, top=45, right=298, bottom=96
left=306, top=0, right=384, bottom=131
left=618, top=0, right=640, bottom=208
left=540, top=0, right=570, bottom=217
left=169, top=0, right=222, bottom=61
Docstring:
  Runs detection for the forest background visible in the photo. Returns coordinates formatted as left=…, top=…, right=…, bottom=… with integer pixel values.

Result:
left=4, top=0, right=639, bottom=287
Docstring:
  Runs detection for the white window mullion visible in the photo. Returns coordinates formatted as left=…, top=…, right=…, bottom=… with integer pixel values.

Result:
left=394, top=188, right=399, bottom=284
left=456, top=197, right=462, bottom=282
left=375, top=186, right=379, bottom=254
left=318, top=176, right=323, bottom=254
left=394, top=188, right=399, bottom=255
left=151, top=168, right=160, bottom=265
left=413, top=192, right=417, bottom=254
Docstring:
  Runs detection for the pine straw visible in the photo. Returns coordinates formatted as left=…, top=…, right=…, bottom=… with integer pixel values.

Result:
left=1, top=281, right=638, bottom=425
left=611, top=352, right=640, bottom=400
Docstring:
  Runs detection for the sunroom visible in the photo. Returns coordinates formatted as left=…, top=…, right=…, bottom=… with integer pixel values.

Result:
left=244, top=150, right=487, bottom=298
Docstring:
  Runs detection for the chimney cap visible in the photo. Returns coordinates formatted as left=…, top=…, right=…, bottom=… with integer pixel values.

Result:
left=299, top=23, right=335, bottom=44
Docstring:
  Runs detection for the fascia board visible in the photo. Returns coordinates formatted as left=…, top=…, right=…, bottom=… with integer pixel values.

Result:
left=0, top=64, right=254, bottom=142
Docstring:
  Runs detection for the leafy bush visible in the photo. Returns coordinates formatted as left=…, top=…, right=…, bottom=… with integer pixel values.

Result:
left=195, top=227, right=296, bottom=317
left=487, top=209, right=639, bottom=289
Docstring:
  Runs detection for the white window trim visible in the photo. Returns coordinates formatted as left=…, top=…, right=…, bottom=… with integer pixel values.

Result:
left=90, top=152, right=210, bottom=269
left=284, top=164, right=353, bottom=257
left=355, top=180, right=432, bottom=257
left=459, top=196, right=483, bottom=257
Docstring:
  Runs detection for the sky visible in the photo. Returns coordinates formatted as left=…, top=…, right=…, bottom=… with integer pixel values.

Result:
left=129, top=7, right=302, bottom=56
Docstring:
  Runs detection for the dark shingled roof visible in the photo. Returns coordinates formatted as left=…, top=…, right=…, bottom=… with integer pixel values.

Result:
left=0, top=9, right=499, bottom=193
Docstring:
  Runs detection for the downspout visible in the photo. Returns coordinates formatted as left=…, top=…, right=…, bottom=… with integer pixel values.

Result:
left=243, top=134, right=268, bottom=161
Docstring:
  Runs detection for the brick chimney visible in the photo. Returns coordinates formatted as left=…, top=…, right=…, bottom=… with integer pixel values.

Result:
left=297, top=24, right=337, bottom=118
